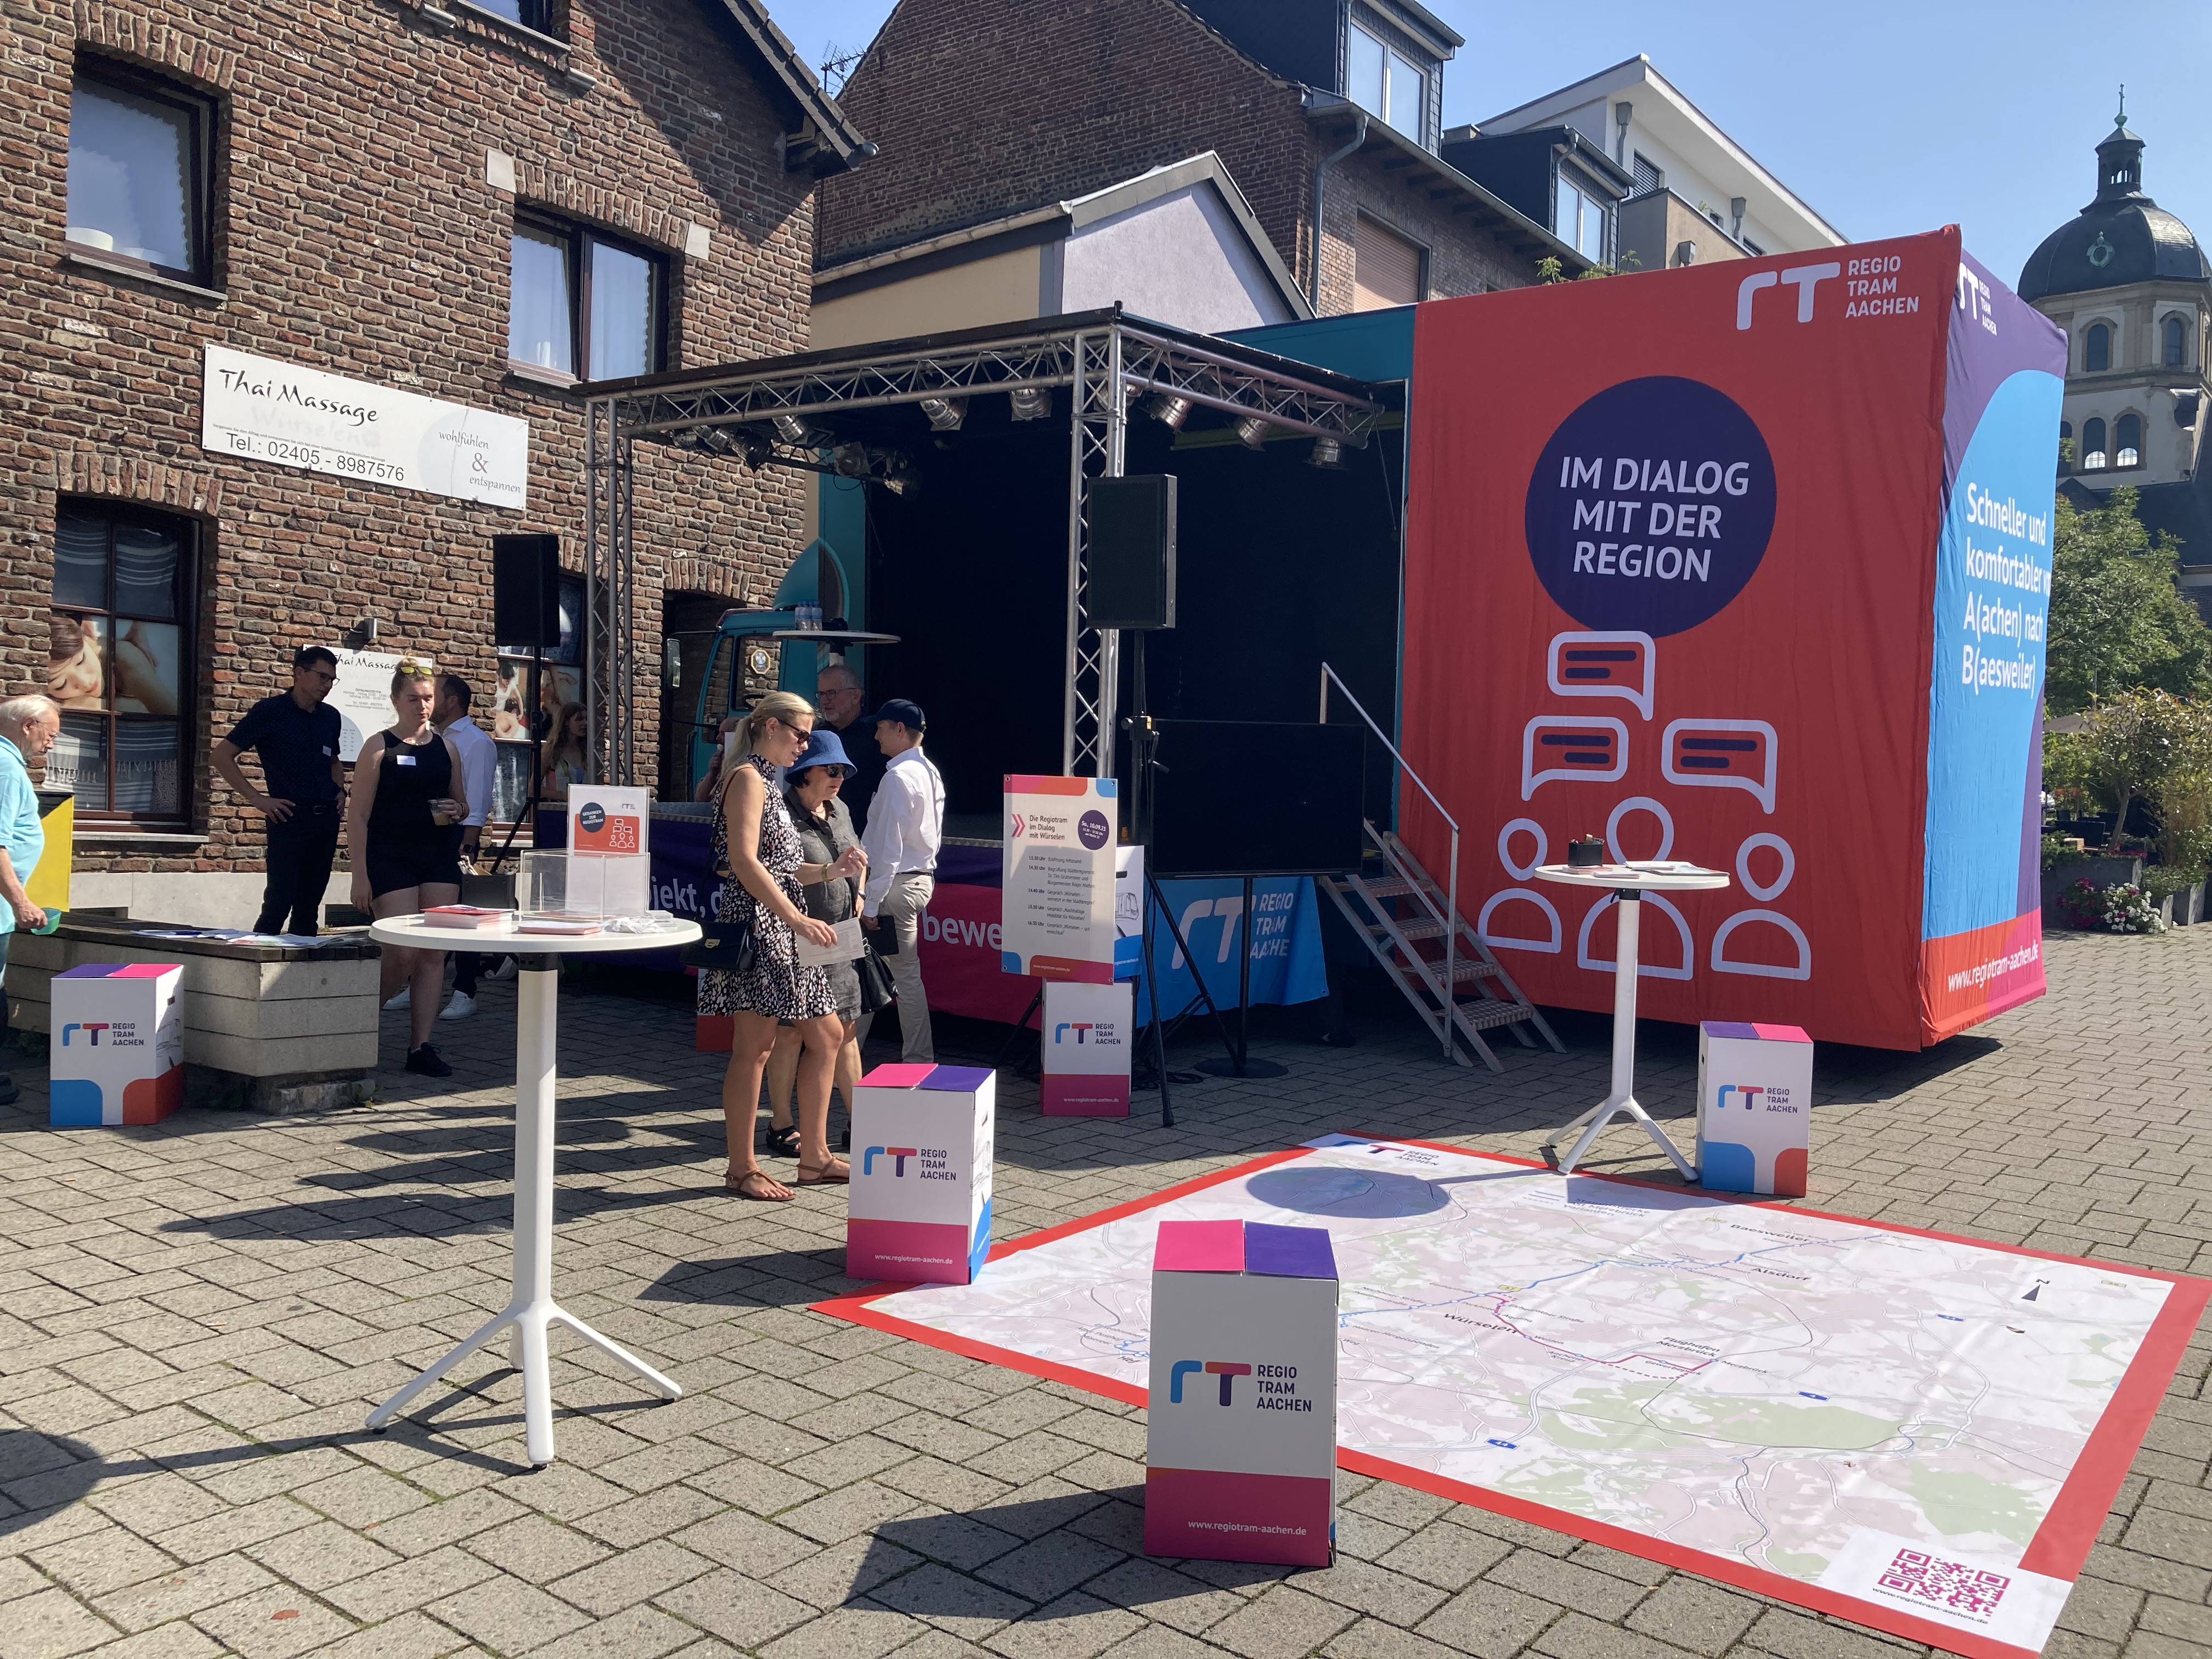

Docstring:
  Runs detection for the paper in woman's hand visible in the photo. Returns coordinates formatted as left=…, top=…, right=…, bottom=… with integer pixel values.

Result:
left=793, top=916, right=865, bottom=966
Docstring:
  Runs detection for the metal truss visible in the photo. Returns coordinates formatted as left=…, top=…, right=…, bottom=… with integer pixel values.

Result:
left=582, top=309, right=1381, bottom=785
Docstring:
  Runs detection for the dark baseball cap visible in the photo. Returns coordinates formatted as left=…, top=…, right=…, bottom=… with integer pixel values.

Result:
left=866, top=698, right=926, bottom=732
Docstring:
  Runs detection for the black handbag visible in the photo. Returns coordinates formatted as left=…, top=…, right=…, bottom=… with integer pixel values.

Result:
left=681, top=923, right=757, bottom=973
left=856, top=946, right=897, bottom=1013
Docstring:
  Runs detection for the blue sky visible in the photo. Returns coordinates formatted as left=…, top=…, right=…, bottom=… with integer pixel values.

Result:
left=771, top=0, right=2211, bottom=291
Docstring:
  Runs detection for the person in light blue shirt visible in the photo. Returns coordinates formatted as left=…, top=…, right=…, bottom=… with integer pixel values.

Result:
left=0, top=695, right=61, bottom=1107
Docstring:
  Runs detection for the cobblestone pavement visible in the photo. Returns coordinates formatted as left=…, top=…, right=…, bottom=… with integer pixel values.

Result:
left=0, top=929, right=2207, bottom=1659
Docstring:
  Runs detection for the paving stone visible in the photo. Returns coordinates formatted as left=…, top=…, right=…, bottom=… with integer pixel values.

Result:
left=1324, top=1616, right=1479, bottom=1659
left=1417, top=1583, right=1566, bottom=1659
left=2, top=1586, right=122, bottom=1659
left=652, top=1568, right=821, bottom=1646
left=546, top=1539, right=713, bottom=1617
left=973, top=1532, right=1125, bottom=1604
left=89, top=1554, right=279, bottom=1634
left=1621, top=1581, right=1760, bottom=1657
left=983, top=1592, right=1146, bottom=1659
left=870, top=1562, right=1036, bottom=1638
left=76, top=1621, right=232, bottom=1659
left=425, top=1575, right=592, bottom=1654
left=758, top=1602, right=927, bottom=1659
left=322, top=1544, right=501, bottom=1623
left=1376, top=1528, right=1512, bottom=1593
left=188, top=1587, right=359, bottom=1659
left=244, top=1520, right=404, bottom=1592
left=1205, top=1585, right=1361, bottom=1659
left=516, top=1605, right=698, bottom=1659
left=26, top=1531, right=181, bottom=1601
left=1483, top=1554, right=1648, bottom=1624
left=1085, top=1559, right=1246, bottom=1634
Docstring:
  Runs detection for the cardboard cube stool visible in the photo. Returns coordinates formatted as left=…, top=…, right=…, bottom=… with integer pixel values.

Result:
left=847, top=1063, right=995, bottom=1284
left=1145, top=1218, right=1339, bottom=1567
left=1040, top=980, right=1133, bottom=1117
left=49, top=962, right=185, bottom=1127
left=1697, top=1020, right=1813, bottom=1197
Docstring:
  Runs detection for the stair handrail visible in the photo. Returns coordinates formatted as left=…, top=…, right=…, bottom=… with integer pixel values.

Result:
left=1321, top=663, right=1457, bottom=1059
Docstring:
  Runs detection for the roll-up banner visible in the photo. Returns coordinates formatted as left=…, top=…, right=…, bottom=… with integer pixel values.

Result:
left=1401, top=230, right=2064, bottom=1049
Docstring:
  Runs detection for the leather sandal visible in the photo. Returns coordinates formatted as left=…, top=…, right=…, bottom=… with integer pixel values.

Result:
left=763, top=1123, right=800, bottom=1159
left=727, top=1167, right=793, bottom=1201
left=795, top=1158, right=851, bottom=1184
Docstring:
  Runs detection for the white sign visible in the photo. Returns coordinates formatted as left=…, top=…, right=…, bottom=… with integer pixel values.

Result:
left=569, top=784, right=648, bottom=855
left=1696, top=1021, right=1813, bottom=1195
left=201, top=345, right=529, bottom=509
left=1041, top=980, right=1132, bottom=1117
left=1002, top=774, right=1117, bottom=980
left=329, top=650, right=433, bottom=763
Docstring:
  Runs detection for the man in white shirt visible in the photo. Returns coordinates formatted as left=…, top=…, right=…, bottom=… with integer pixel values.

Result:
left=858, top=698, right=944, bottom=1063
left=434, top=674, right=503, bottom=1020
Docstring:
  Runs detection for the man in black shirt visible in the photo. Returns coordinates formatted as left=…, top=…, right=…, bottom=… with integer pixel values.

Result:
left=816, top=662, right=885, bottom=832
left=213, top=646, right=345, bottom=935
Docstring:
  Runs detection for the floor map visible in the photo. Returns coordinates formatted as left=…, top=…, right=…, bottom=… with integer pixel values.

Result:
left=820, top=1137, right=2209, bottom=1659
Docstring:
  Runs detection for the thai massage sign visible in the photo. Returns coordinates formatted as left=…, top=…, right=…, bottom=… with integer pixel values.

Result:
left=201, top=345, right=529, bottom=509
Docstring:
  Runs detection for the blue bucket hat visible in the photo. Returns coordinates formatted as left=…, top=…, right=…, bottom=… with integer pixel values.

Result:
left=790, top=727, right=855, bottom=777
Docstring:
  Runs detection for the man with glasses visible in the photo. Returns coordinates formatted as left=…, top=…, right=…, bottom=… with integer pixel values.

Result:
left=214, top=646, right=346, bottom=936
left=816, top=662, right=885, bottom=833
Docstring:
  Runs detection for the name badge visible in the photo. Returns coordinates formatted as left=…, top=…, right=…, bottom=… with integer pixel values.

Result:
left=396, top=754, right=417, bottom=767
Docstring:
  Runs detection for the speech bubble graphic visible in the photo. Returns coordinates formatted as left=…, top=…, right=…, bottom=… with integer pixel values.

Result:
left=1661, top=718, right=1778, bottom=812
left=1547, top=631, right=1656, bottom=719
left=1521, top=715, right=1628, bottom=800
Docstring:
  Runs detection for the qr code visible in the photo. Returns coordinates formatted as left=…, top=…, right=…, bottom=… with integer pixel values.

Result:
left=1877, top=1549, right=2010, bottom=1617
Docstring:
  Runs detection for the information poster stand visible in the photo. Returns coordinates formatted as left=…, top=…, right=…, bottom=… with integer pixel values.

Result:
left=1145, top=1218, right=1338, bottom=1566
left=1001, top=775, right=1116, bottom=981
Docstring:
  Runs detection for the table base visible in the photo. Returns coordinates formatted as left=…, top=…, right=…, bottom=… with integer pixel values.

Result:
left=1542, top=1092, right=1694, bottom=1178
left=366, top=1301, right=679, bottom=1466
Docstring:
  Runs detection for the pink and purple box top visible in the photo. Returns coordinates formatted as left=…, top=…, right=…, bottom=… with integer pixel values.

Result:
left=857, top=1063, right=994, bottom=1091
left=847, top=1062, right=996, bottom=1285
left=1153, top=1218, right=1337, bottom=1279
left=1701, top=1022, right=1810, bottom=1043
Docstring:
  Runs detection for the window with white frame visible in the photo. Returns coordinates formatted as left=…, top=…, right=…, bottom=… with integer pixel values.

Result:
left=2082, top=416, right=2108, bottom=470
left=2116, top=413, right=2142, bottom=469
left=1554, top=174, right=1609, bottom=264
left=1345, top=19, right=1427, bottom=142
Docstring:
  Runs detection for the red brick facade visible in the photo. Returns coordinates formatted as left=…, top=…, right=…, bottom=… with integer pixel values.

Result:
left=821, top=0, right=1542, bottom=310
left=0, top=0, right=842, bottom=884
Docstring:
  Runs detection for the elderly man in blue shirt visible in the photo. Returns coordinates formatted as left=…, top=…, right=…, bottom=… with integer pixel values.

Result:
left=0, top=695, right=61, bottom=1106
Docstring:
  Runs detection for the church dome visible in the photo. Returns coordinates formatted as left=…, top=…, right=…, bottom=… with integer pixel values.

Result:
left=2018, top=118, right=2207, bottom=303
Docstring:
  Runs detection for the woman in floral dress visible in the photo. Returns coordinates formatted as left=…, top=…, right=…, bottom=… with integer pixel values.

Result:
left=702, top=691, right=866, bottom=1199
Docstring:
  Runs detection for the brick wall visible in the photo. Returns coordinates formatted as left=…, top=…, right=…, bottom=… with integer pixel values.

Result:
left=0, top=0, right=826, bottom=881
left=820, top=0, right=1541, bottom=308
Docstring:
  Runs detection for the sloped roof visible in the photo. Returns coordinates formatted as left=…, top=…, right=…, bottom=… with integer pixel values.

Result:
left=701, top=0, right=872, bottom=175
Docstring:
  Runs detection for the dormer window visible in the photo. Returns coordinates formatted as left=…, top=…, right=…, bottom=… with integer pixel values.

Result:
left=1555, top=173, right=1609, bottom=263
left=1346, top=19, right=1427, bottom=143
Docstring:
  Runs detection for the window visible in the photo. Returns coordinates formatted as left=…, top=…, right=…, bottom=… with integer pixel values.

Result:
left=46, top=503, right=195, bottom=824
left=2082, top=416, right=2108, bottom=470
left=508, top=212, right=665, bottom=383
left=1630, top=153, right=1663, bottom=198
left=2059, top=420, right=2073, bottom=470
left=1353, top=215, right=1423, bottom=311
left=66, top=59, right=213, bottom=286
left=1554, top=175, right=1609, bottom=264
left=2085, top=321, right=2112, bottom=373
left=1346, top=20, right=1426, bottom=142
left=464, top=0, right=556, bottom=30
left=2117, top=413, right=2142, bottom=468
left=2164, top=314, right=2191, bottom=368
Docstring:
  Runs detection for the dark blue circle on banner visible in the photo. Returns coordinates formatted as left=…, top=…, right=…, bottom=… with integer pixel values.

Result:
left=1524, top=377, right=1776, bottom=636
left=577, top=803, right=606, bottom=835
left=1077, top=810, right=1110, bottom=850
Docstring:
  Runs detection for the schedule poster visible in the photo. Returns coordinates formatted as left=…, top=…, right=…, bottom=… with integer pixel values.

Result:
left=1401, top=230, right=2064, bottom=1048
left=1001, top=775, right=1118, bottom=982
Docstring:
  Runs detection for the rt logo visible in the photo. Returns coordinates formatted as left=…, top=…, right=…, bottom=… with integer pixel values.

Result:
left=861, top=1146, right=918, bottom=1176
left=1716, top=1085, right=1765, bottom=1110
left=1734, top=262, right=1843, bottom=329
left=60, top=1023, right=110, bottom=1046
left=1053, top=1022, right=1094, bottom=1044
left=1169, top=1360, right=1252, bottom=1406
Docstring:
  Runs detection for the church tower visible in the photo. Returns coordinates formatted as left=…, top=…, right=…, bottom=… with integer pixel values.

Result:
left=2019, top=104, right=2210, bottom=492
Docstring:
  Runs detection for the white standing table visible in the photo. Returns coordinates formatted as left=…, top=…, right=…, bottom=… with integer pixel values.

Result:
left=364, top=916, right=701, bottom=1466
left=1530, top=865, right=1729, bottom=1178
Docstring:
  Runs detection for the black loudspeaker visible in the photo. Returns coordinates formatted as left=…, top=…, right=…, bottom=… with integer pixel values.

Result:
left=1087, top=475, right=1176, bottom=629
left=493, top=534, right=561, bottom=651
left=1147, top=721, right=1365, bottom=877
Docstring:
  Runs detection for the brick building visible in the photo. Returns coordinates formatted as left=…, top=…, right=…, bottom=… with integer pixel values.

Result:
left=820, top=0, right=1589, bottom=325
left=0, top=0, right=864, bottom=921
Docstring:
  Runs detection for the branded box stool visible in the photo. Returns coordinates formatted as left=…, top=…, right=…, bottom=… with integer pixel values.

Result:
left=1145, top=1218, right=1338, bottom=1567
left=1040, top=980, right=1132, bottom=1116
left=1696, top=1021, right=1813, bottom=1196
left=49, top=962, right=185, bottom=1127
left=847, top=1063, right=995, bottom=1283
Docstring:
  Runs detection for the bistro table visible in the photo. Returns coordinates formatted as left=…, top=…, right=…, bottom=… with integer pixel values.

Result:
left=364, top=915, right=701, bottom=1466
left=1530, top=864, right=1729, bottom=1177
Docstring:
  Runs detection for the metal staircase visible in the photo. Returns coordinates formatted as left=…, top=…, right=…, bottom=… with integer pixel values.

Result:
left=1318, top=668, right=1563, bottom=1073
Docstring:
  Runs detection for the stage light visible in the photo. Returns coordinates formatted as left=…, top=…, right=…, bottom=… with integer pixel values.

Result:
left=1235, top=414, right=1274, bottom=450
left=1307, top=435, right=1345, bottom=469
left=699, top=427, right=736, bottom=455
left=771, top=413, right=820, bottom=445
left=737, top=432, right=773, bottom=469
left=674, top=425, right=708, bottom=448
left=918, top=395, right=966, bottom=431
left=832, top=442, right=873, bottom=478
left=1009, top=386, right=1052, bottom=421
left=1146, top=393, right=1193, bottom=431
left=883, top=457, right=920, bottom=496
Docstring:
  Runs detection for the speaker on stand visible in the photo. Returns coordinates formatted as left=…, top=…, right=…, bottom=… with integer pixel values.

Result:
left=486, top=534, right=562, bottom=879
